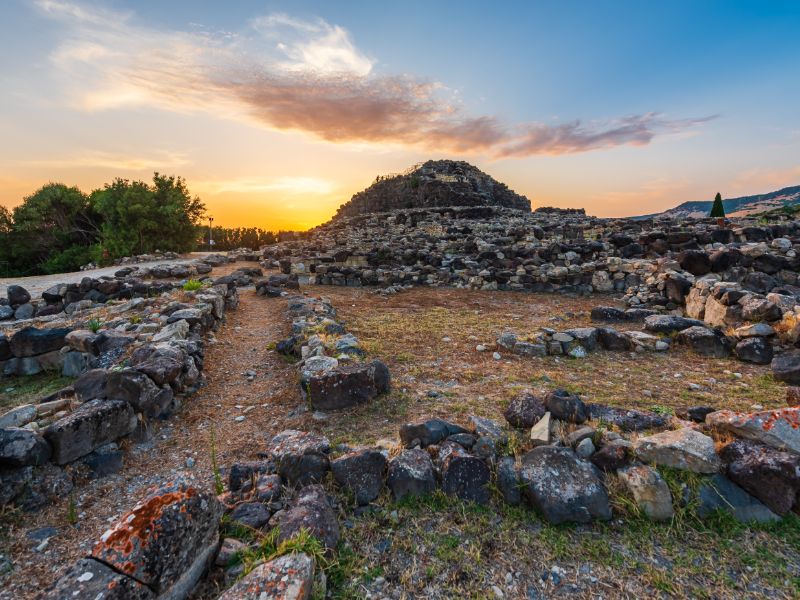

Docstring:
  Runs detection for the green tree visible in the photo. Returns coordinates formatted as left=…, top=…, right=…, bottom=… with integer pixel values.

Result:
left=710, top=192, right=726, bottom=218
left=91, top=173, right=205, bottom=257
left=2, top=183, right=101, bottom=275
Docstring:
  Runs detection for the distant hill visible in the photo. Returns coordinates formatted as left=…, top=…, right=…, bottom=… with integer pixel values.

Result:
left=333, top=159, right=531, bottom=219
left=638, top=185, right=800, bottom=219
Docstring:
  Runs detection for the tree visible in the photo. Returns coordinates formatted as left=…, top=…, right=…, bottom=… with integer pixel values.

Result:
left=1, top=183, right=101, bottom=275
left=710, top=192, right=726, bottom=218
left=91, top=173, right=205, bottom=257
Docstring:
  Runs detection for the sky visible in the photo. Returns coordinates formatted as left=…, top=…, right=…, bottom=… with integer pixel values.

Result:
left=1, top=1, right=799, bottom=230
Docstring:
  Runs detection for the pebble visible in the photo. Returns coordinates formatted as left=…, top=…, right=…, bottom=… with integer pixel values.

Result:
left=185, top=457, right=196, bottom=468
left=234, top=415, right=245, bottom=422
left=442, top=337, right=452, bottom=342
left=492, top=352, right=501, bottom=360
left=476, top=344, right=487, bottom=352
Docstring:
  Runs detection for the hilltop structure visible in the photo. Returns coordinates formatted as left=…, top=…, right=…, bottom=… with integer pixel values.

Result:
left=333, top=159, right=531, bottom=219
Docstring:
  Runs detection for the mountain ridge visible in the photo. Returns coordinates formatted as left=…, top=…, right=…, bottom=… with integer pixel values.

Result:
left=637, top=184, right=800, bottom=219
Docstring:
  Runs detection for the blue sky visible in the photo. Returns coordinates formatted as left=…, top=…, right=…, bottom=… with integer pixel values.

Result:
left=1, top=0, right=799, bottom=228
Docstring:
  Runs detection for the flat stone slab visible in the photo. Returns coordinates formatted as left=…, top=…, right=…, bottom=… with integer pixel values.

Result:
left=696, top=474, right=779, bottom=523
left=633, top=428, right=721, bottom=473
left=43, top=399, right=136, bottom=464
left=217, top=553, right=314, bottom=600
left=706, top=408, right=800, bottom=455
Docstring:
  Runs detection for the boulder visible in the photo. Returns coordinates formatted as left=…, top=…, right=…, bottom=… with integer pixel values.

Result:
left=387, top=448, right=437, bottom=501
left=545, top=389, right=587, bottom=423
left=92, top=476, right=221, bottom=596
left=706, top=408, right=800, bottom=455
left=267, top=430, right=331, bottom=486
left=503, top=392, right=546, bottom=429
left=618, top=464, right=673, bottom=521
left=254, top=474, right=282, bottom=503
left=331, top=448, right=386, bottom=505
left=438, top=441, right=491, bottom=504
left=217, top=553, right=314, bottom=600
left=0, top=403, right=37, bottom=428
left=740, top=297, right=781, bottom=323
left=43, top=399, right=137, bottom=464
left=468, top=415, right=507, bottom=444
left=301, top=359, right=390, bottom=410
left=771, top=352, right=800, bottom=385
left=66, top=330, right=101, bottom=354
left=272, top=485, right=340, bottom=552
left=678, top=250, right=711, bottom=276
left=720, top=439, right=800, bottom=515
left=644, top=315, right=705, bottom=334
left=399, top=418, right=467, bottom=448
left=675, top=326, right=731, bottom=358
left=7, top=285, right=31, bottom=307
left=0, top=427, right=51, bottom=467
left=520, top=446, right=611, bottom=524
left=634, top=428, right=720, bottom=473
left=734, top=337, right=773, bottom=364
left=597, top=327, right=633, bottom=351
left=696, top=474, right=779, bottom=523
left=9, top=327, right=71, bottom=358
left=80, top=443, right=124, bottom=478
left=43, top=558, right=155, bottom=600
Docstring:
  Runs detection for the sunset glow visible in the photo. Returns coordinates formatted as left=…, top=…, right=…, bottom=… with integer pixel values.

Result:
left=1, top=0, right=799, bottom=229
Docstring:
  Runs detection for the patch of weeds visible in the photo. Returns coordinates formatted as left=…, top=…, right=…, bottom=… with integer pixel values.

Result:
left=649, top=404, right=674, bottom=416
left=183, top=279, right=203, bottom=291
left=129, top=315, right=142, bottom=324
left=66, top=494, right=78, bottom=526
left=0, top=372, right=73, bottom=411
left=87, top=318, right=103, bottom=333
left=209, top=424, right=224, bottom=495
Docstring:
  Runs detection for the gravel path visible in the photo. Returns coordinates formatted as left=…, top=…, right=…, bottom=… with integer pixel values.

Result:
left=0, top=255, right=208, bottom=297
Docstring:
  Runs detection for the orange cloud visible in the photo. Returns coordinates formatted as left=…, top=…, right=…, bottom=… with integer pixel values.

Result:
left=37, top=0, right=713, bottom=158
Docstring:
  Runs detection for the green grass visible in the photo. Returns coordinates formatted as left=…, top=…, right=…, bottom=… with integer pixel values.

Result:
left=0, top=372, right=72, bottom=411
left=183, top=279, right=204, bottom=291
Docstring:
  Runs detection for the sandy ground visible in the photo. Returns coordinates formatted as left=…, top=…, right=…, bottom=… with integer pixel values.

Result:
left=0, top=253, right=217, bottom=297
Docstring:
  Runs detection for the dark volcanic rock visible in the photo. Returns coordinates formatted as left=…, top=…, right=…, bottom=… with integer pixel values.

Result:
left=720, top=439, right=800, bottom=516
left=272, top=485, right=340, bottom=552
left=399, top=418, right=468, bottom=447
left=333, top=160, right=531, bottom=219
left=503, top=392, right=547, bottom=429
left=9, top=327, right=71, bottom=358
left=590, top=443, right=632, bottom=472
left=331, top=448, right=386, bottom=505
left=587, top=404, right=667, bottom=431
left=676, top=326, right=731, bottom=358
left=496, top=456, right=521, bottom=505
left=230, top=502, right=271, bottom=529
left=696, top=474, right=778, bottom=523
left=520, top=446, right=611, bottom=524
left=438, top=441, right=491, bottom=504
left=7, top=285, right=31, bottom=307
left=267, top=430, right=331, bottom=486
left=735, top=337, right=773, bottom=365
left=678, top=250, right=711, bottom=276
left=545, top=389, right=587, bottom=424
left=43, top=399, right=136, bottom=464
left=387, top=448, right=436, bottom=501
left=228, top=460, right=276, bottom=492
left=644, top=315, right=704, bottom=334
left=772, top=352, right=800, bottom=385
left=0, top=428, right=51, bottom=467
left=301, top=360, right=390, bottom=410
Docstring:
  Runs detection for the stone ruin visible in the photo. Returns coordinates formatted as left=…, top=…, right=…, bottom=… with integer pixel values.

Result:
left=2, top=160, right=800, bottom=599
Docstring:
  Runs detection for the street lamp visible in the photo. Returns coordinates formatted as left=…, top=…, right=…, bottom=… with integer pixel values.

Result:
left=208, top=217, right=214, bottom=250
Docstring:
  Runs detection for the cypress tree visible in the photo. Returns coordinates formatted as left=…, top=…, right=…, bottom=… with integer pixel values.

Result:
left=710, top=192, right=725, bottom=218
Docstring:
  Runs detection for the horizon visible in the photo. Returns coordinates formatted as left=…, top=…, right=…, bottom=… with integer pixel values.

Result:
left=2, top=0, right=799, bottom=229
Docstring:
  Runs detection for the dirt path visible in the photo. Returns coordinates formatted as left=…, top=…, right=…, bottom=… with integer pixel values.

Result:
left=0, top=286, right=306, bottom=600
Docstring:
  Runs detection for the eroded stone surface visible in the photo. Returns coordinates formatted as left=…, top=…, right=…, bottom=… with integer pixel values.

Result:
left=217, top=553, right=314, bottom=600
left=633, top=428, right=721, bottom=473
left=707, top=408, right=800, bottom=455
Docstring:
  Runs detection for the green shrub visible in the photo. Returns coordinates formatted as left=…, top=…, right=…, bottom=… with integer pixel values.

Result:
left=87, top=318, right=103, bottom=333
left=183, top=279, right=203, bottom=291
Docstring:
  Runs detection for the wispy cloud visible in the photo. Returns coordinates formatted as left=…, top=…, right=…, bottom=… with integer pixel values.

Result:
left=36, top=0, right=713, bottom=158
left=196, top=176, right=336, bottom=195
left=18, top=149, right=191, bottom=171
